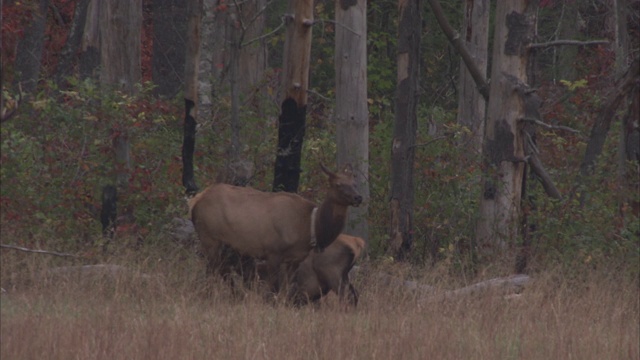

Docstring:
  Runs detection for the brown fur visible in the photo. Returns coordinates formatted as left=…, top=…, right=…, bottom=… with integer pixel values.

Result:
left=290, top=234, right=365, bottom=306
left=189, top=164, right=362, bottom=292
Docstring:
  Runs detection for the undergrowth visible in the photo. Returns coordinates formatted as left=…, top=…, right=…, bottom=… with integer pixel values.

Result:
left=1, top=249, right=638, bottom=360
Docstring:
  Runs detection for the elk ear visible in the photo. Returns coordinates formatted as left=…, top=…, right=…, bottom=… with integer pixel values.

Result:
left=320, top=163, right=336, bottom=178
left=341, top=163, right=354, bottom=175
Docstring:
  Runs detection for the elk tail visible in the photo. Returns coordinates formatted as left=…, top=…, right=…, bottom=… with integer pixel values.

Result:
left=187, top=190, right=206, bottom=220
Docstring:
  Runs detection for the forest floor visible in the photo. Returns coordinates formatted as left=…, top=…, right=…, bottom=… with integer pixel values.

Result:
left=1, top=247, right=637, bottom=360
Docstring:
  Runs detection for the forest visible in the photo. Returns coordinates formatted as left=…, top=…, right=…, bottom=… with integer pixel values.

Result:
left=1, top=0, right=639, bottom=359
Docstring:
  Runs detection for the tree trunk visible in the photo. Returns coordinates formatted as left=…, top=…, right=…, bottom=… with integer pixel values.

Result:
left=14, top=0, right=49, bottom=93
left=272, top=0, right=313, bottom=193
left=55, top=0, right=91, bottom=88
left=388, top=0, right=421, bottom=261
left=98, top=0, right=142, bottom=94
left=98, top=0, right=142, bottom=191
left=335, top=0, right=369, bottom=240
left=79, top=0, right=101, bottom=80
left=580, top=58, right=639, bottom=176
left=237, top=0, right=267, bottom=95
left=553, top=1, right=580, bottom=82
left=475, top=1, right=535, bottom=261
left=456, top=0, right=490, bottom=154
left=152, top=0, right=187, bottom=98
left=208, top=1, right=265, bottom=186
left=197, top=0, right=216, bottom=126
left=182, top=0, right=203, bottom=195
left=611, top=0, right=638, bottom=219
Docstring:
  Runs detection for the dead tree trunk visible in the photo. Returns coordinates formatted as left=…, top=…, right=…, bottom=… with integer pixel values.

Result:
left=456, top=0, right=490, bottom=154
left=272, top=0, right=313, bottom=193
left=335, top=0, right=369, bottom=240
left=475, top=2, right=535, bottom=262
left=152, top=0, right=187, bottom=98
left=55, top=0, right=91, bottom=88
left=388, top=0, right=421, bottom=261
left=14, top=0, right=49, bottom=93
left=182, top=0, right=203, bottom=195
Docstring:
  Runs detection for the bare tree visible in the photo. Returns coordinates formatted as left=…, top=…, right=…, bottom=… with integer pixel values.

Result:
left=152, top=0, right=188, bottom=98
left=98, top=0, right=142, bottom=95
left=335, top=0, right=369, bottom=240
left=475, top=1, right=536, bottom=261
left=14, top=0, right=49, bottom=93
left=55, top=0, right=91, bottom=88
left=272, top=0, right=313, bottom=193
left=182, top=0, right=203, bottom=195
left=456, top=0, right=490, bottom=154
left=93, top=0, right=143, bottom=240
left=388, top=0, right=421, bottom=261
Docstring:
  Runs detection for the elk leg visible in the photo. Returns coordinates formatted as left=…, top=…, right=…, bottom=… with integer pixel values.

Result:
left=335, top=273, right=358, bottom=307
left=201, top=237, right=223, bottom=276
left=347, top=284, right=359, bottom=306
left=264, top=255, right=283, bottom=294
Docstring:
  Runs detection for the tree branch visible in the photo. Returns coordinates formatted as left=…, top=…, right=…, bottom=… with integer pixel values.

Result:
left=1, top=244, right=80, bottom=258
left=522, top=124, right=563, bottom=199
left=528, top=153, right=562, bottom=199
left=528, top=40, right=609, bottom=49
left=581, top=57, right=640, bottom=175
left=410, top=136, right=448, bottom=149
left=427, top=0, right=490, bottom=101
left=242, top=15, right=286, bottom=48
left=520, top=117, right=581, bottom=133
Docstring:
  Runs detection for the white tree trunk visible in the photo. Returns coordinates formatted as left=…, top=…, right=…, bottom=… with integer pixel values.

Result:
left=475, top=1, right=534, bottom=260
left=335, top=0, right=369, bottom=240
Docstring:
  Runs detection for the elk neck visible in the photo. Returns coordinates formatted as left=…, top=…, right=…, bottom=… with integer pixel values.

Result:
left=314, top=198, right=348, bottom=250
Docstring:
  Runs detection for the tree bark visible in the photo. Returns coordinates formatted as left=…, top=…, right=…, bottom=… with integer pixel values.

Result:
left=553, top=1, right=580, bottom=82
left=14, top=0, right=49, bottom=93
left=580, top=58, right=639, bottom=176
left=388, top=0, right=421, bottom=261
left=98, top=0, right=142, bottom=191
left=55, top=0, right=91, bottom=88
left=98, top=0, right=142, bottom=94
left=79, top=0, right=101, bottom=80
left=335, top=0, right=369, bottom=240
left=152, top=0, right=187, bottom=98
left=182, top=0, right=203, bottom=195
left=456, top=0, right=490, bottom=154
left=197, top=0, right=216, bottom=127
left=272, top=0, right=313, bottom=193
left=427, top=0, right=489, bottom=101
left=475, top=1, right=535, bottom=261
left=237, top=0, right=267, bottom=95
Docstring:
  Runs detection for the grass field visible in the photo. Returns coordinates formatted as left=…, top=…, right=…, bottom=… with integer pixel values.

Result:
left=1, top=248, right=638, bottom=360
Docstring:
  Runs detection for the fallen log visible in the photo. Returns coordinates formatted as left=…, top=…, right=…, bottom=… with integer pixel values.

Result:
left=351, top=265, right=530, bottom=302
left=1, top=243, right=80, bottom=258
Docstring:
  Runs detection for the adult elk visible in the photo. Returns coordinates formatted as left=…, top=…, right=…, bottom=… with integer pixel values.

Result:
left=290, top=233, right=365, bottom=307
left=189, top=164, right=362, bottom=293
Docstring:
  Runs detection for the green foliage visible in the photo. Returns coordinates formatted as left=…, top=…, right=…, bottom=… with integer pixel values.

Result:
left=1, top=79, right=184, bottom=250
left=559, top=79, right=588, bottom=91
left=2, top=0, right=637, bottom=280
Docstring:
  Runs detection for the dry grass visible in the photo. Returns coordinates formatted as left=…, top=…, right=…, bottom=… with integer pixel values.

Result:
left=1, top=249, right=638, bottom=360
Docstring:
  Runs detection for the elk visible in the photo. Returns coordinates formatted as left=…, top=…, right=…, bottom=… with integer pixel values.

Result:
left=221, top=233, right=365, bottom=306
left=289, top=233, right=365, bottom=307
left=189, top=164, right=362, bottom=293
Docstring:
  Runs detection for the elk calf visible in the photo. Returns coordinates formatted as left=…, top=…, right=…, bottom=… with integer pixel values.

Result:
left=290, top=234, right=365, bottom=307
